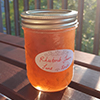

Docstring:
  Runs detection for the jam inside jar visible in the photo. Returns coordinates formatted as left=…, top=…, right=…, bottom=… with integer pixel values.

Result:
left=21, top=9, right=78, bottom=92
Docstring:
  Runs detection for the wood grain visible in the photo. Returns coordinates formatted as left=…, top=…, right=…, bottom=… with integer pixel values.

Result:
left=0, top=84, right=26, bottom=100
left=0, top=33, right=100, bottom=70
left=0, top=60, right=100, bottom=99
left=73, top=65, right=100, bottom=91
left=62, top=0, right=68, bottom=9
left=75, top=50, right=100, bottom=68
left=47, top=0, right=53, bottom=9
left=18, top=84, right=100, bottom=100
left=35, top=0, right=41, bottom=9
left=0, top=42, right=100, bottom=99
left=0, top=60, right=29, bottom=99
left=0, top=33, right=24, bottom=49
left=24, top=0, right=29, bottom=11
left=0, top=33, right=100, bottom=99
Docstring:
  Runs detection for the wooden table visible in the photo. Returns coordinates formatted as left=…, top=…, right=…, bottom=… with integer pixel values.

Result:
left=0, top=33, right=100, bottom=100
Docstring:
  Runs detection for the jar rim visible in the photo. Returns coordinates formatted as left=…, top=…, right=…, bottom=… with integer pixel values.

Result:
left=21, top=9, right=78, bottom=19
left=21, top=9, right=78, bottom=29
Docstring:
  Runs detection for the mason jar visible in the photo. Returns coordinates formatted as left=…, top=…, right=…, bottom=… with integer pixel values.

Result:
left=21, top=9, right=78, bottom=92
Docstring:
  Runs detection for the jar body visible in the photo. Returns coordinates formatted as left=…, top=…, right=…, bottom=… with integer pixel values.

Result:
left=23, top=27, right=75, bottom=92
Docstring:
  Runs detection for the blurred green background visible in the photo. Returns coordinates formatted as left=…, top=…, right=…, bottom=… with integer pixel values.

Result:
left=1, top=0, right=99, bottom=54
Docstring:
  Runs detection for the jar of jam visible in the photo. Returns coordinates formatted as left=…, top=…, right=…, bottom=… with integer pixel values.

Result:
left=21, top=9, right=78, bottom=92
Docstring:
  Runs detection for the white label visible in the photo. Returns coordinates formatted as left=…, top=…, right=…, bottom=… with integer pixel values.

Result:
left=35, top=49, right=73, bottom=72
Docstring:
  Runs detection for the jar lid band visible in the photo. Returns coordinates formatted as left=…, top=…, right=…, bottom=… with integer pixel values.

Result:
left=21, top=9, right=78, bottom=29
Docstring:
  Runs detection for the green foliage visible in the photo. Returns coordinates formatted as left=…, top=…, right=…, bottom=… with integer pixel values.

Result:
left=9, top=0, right=15, bottom=35
left=29, top=0, right=35, bottom=10
left=18, top=0, right=24, bottom=37
left=53, top=0, right=61, bottom=9
left=2, top=12, right=5, bottom=32
left=81, top=0, right=96, bottom=53
left=68, top=0, right=78, bottom=10
left=41, top=0, right=47, bottom=9
left=67, top=0, right=96, bottom=54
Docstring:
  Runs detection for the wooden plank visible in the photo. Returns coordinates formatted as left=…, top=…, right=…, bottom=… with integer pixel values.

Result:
left=62, top=0, right=68, bottom=9
left=0, top=55, right=26, bottom=70
left=0, top=44, right=100, bottom=93
left=62, top=87, right=100, bottom=100
left=0, top=33, right=24, bottom=49
left=0, top=60, right=29, bottom=91
left=0, top=60, right=99, bottom=100
left=0, top=43, right=100, bottom=97
left=0, top=43, right=100, bottom=92
left=93, top=0, right=100, bottom=55
left=0, top=42, right=26, bottom=69
left=1, top=50, right=100, bottom=72
left=73, top=65, right=100, bottom=91
left=13, top=0, right=20, bottom=36
left=0, top=84, right=26, bottom=100
left=0, top=43, right=100, bottom=99
left=47, top=0, right=53, bottom=9
left=75, top=60, right=100, bottom=71
left=0, top=60, right=27, bottom=100
left=69, top=81, right=100, bottom=99
left=0, top=93, right=11, bottom=100
left=0, top=45, right=100, bottom=94
left=18, top=83, right=100, bottom=100
left=75, top=50, right=100, bottom=70
left=76, top=0, right=84, bottom=50
left=0, top=33, right=100, bottom=71
left=0, top=0, right=3, bottom=33
left=0, top=58, right=100, bottom=99
left=4, top=0, right=11, bottom=34
left=35, top=0, right=40, bottom=9
left=18, top=65, right=100, bottom=99
left=24, top=0, right=29, bottom=11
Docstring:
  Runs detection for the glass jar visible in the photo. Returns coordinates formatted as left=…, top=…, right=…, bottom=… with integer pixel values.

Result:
left=21, top=9, right=78, bottom=92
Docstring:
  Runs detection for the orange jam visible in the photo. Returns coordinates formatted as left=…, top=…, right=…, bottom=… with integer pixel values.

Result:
left=23, top=27, right=75, bottom=92
left=21, top=9, right=78, bottom=92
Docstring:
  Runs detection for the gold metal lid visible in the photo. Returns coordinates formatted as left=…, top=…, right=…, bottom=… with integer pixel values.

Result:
left=21, top=9, right=78, bottom=29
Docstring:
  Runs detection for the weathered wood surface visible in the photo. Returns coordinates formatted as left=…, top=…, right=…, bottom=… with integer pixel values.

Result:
left=0, top=41, right=100, bottom=91
left=47, top=0, right=53, bottom=9
left=35, top=0, right=41, bottom=9
left=0, top=60, right=100, bottom=100
left=62, top=0, right=68, bottom=9
left=18, top=84, right=100, bottom=100
left=0, top=32, right=100, bottom=70
left=24, top=0, right=29, bottom=11
left=0, top=33, right=100, bottom=100
left=0, top=60, right=29, bottom=100
left=0, top=33, right=24, bottom=48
